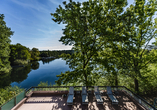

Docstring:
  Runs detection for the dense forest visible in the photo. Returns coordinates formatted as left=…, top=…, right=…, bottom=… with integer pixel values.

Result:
left=0, top=0, right=157, bottom=106
left=40, top=50, right=73, bottom=58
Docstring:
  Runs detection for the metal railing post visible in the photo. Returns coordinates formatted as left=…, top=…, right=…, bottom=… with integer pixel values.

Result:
left=14, top=97, right=16, bottom=106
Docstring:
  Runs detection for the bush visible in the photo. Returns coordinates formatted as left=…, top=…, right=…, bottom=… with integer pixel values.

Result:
left=13, top=59, right=28, bottom=65
left=0, top=86, right=23, bottom=106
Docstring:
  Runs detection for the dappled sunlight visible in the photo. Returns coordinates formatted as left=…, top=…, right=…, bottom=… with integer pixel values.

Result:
left=16, top=90, right=146, bottom=110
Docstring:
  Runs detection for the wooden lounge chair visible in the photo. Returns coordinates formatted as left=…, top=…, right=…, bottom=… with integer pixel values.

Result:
left=94, top=86, right=103, bottom=104
left=67, top=87, right=74, bottom=105
left=82, top=86, right=88, bottom=104
left=107, top=86, right=118, bottom=105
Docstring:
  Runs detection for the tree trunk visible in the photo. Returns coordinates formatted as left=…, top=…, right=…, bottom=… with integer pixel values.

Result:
left=134, top=78, right=139, bottom=93
left=115, top=74, right=118, bottom=86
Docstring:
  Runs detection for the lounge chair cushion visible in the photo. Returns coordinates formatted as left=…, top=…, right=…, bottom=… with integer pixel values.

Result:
left=82, top=94, right=88, bottom=103
left=69, top=87, right=74, bottom=95
left=108, top=95, right=118, bottom=104
left=95, top=94, right=103, bottom=103
left=67, top=94, right=74, bottom=105
left=94, top=86, right=100, bottom=95
left=82, top=87, right=87, bottom=95
left=107, top=86, right=113, bottom=95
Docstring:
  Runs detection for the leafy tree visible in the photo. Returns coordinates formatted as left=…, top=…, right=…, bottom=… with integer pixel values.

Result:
left=51, top=0, right=128, bottom=86
left=40, top=52, right=49, bottom=57
left=52, top=0, right=157, bottom=93
left=108, top=0, right=157, bottom=93
left=51, top=0, right=111, bottom=86
left=0, top=14, right=13, bottom=74
left=10, top=43, right=31, bottom=65
left=93, top=0, right=128, bottom=86
left=31, top=48, right=40, bottom=61
left=16, top=43, right=30, bottom=60
left=9, top=44, right=17, bottom=65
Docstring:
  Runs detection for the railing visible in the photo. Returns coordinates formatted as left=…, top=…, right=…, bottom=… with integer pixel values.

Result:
left=0, top=91, right=25, bottom=110
left=25, top=86, right=97, bottom=95
left=26, top=86, right=157, bottom=110
left=1, top=86, right=156, bottom=110
left=111, top=86, right=157, bottom=110
left=154, top=98, right=157, bottom=108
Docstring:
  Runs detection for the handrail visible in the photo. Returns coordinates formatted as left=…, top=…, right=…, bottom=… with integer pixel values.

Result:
left=0, top=90, right=25, bottom=110
left=112, top=86, right=157, bottom=110
left=1, top=86, right=156, bottom=110
left=123, top=86, right=156, bottom=109
left=26, top=86, right=156, bottom=109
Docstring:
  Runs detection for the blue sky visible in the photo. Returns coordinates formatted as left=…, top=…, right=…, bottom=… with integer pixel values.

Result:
left=1, top=0, right=155, bottom=50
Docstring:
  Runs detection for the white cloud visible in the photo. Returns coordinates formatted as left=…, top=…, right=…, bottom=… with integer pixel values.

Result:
left=49, top=0, right=60, bottom=5
left=37, top=28, right=63, bottom=35
left=11, top=0, right=50, bottom=13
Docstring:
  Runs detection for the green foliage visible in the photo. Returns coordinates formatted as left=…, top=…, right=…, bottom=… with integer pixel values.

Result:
left=13, top=59, right=29, bottom=65
left=30, top=48, right=40, bottom=61
left=51, top=0, right=157, bottom=93
left=114, top=0, right=157, bottom=92
left=138, top=63, right=157, bottom=95
left=38, top=81, right=51, bottom=87
left=9, top=43, right=31, bottom=65
left=0, top=14, right=13, bottom=74
left=52, top=0, right=113, bottom=86
left=40, top=50, right=73, bottom=58
left=0, top=86, right=23, bottom=106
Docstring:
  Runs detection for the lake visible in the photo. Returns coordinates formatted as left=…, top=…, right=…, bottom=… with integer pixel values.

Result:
left=10, top=58, right=70, bottom=89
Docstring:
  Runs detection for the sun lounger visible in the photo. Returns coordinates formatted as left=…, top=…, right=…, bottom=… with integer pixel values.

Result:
left=82, top=86, right=88, bottom=104
left=107, top=86, right=118, bottom=105
left=94, top=86, right=103, bottom=104
left=67, top=87, right=74, bottom=105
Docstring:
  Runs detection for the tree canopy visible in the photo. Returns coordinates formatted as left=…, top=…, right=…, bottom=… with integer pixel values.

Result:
left=51, top=0, right=128, bottom=86
left=0, top=14, right=13, bottom=74
left=9, top=43, right=31, bottom=65
left=30, top=48, right=40, bottom=61
left=51, top=0, right=157, bottom=92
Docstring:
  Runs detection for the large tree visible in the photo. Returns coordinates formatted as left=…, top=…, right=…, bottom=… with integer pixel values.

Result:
left=51, top=0, right=127, bottom=86
left=51, top=0, right=102, bottom=86
left=0, top=14, right=13, bottom=74
left=30, top=48, right=40, bottom=61
left=108, top=0, right=157, bottom=93
left=10, top=43, right=31, bottom=65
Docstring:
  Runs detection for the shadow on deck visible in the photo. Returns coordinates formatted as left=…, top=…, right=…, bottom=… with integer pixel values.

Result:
left=16, top=91, right=145, bottom=110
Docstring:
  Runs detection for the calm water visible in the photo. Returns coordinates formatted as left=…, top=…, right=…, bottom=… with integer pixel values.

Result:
left=10, top=58, right=70, bottom=89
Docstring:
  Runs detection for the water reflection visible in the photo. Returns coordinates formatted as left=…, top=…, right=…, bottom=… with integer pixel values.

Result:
left=10, top=58, right=70, bottom=89
left=0, top=72, right=11, bottom=88
left=1, top=61, right=40, bottom=88
left=41, top=58, right=55, bottom=64
left=31, top=61, right=39, bottom=70
left=11, top=63, right=32, bottom=83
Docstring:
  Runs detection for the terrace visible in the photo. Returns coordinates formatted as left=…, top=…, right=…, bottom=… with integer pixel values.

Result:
left=0, top=86, right=156, bottom=110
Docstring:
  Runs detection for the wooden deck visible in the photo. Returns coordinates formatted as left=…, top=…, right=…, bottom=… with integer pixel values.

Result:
left=16, top=91, right=146, bottom=110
